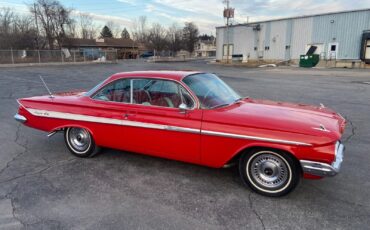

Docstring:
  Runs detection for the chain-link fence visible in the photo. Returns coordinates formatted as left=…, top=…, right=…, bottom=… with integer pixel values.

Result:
left=0, top=49, right=118, bottom=65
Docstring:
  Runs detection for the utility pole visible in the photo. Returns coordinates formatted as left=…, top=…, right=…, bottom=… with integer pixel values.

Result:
left=34, top=3, right=40, bottom=50
left=223, top=0, right=234, bottom=63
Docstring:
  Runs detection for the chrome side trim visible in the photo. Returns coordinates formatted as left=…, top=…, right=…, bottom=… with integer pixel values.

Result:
left=14, top=114, right=27, bottom=123
left=27, top=108, right=200, bottom=134
left=300, top=141, right=344, bottom=177
left=28, top=108, right=122, bottom=125
left=25, top=108, right=312, bottom=146
left=16, top=99, right=26, bottom=108
left=201, top=130, right=312, bottom=146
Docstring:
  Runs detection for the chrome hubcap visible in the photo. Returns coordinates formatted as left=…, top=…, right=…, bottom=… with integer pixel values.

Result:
left=250, top=153, right=289, bottom=189
left=68, top=128, right=91, bottom=153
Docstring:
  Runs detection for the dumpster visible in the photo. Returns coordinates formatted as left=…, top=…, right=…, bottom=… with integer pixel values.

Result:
left=299, top=54, right=320, bottom=67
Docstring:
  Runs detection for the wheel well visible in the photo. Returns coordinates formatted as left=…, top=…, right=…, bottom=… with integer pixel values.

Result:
left=226, top=146, right=302, bottom=173
left=52, top=125, right=94, bottom=136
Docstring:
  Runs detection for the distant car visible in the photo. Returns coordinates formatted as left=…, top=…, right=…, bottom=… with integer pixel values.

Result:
left=14, top=71, right=345, bottom=196
left=139, top=52, right=154, bottom=58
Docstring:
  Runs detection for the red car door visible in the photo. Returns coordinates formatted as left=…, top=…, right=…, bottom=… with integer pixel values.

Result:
left=121, top=78, right=202, bottom=164
left=86, top=78, right=132, bottom=150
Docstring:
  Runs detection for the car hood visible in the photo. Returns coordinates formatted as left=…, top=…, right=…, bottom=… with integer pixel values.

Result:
left=203, top=98, right=346, bottom=144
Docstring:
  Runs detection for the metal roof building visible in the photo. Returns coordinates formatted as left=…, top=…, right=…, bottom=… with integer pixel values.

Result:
left=216, top=8, right=370, bottom=66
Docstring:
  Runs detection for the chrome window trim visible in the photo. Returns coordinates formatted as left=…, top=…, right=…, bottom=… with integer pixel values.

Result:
left=89, top=76, right=199, bottom=110
left=181, top=73, right=241, bottom=110
left=130, top=79, right=134, bottom=104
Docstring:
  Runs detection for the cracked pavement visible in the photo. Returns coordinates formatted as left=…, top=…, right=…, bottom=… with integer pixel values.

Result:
left=0, top=60, right=369, bottom=229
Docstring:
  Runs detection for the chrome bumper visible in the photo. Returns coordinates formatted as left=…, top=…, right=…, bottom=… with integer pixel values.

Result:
left=300, top=141, right=344, bottom=177
left=14, top=113, right=27, bottom=123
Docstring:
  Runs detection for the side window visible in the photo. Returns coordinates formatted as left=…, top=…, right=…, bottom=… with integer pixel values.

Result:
left=132, top=79, right=194, bottom=108
left=148, top=80, right=178, bottom=94
left=93, top=79, right=130, bottom=103
left=180, top=86, right=195, bottom=109
left=92, top=78, right=195, bottom=109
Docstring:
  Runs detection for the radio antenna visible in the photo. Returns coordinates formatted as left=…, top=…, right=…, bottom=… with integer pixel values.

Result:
left=39, top=75, right=54, bottom=98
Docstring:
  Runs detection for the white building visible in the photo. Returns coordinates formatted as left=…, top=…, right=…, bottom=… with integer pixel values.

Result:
left=216, top=8, right=370, bottom=67
left=194, top=40, right=216, bottom=57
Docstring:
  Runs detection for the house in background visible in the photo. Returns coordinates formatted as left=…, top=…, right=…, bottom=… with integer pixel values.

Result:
left=194, top=37, right=216, bottom=57
left=63, top=38, right=139, bottom=59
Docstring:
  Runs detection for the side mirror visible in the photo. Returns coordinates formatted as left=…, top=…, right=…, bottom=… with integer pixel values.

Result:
left=179, top=103, right=189, bottom=113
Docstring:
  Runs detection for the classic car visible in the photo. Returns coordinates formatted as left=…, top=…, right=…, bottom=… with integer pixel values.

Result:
left=14, top=71, right=345, bottom=197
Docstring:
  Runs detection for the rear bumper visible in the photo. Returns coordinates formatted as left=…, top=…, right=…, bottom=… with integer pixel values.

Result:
left=14, top=113, right=27, bottom=123
left=300, top=141, right=344, bottom=177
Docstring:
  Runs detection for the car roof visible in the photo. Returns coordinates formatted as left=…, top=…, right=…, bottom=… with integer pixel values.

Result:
left=109, top=70, right=203, bottom=82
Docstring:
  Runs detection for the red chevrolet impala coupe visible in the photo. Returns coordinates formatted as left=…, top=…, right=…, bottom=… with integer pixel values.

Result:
left=14, top=71, right=345, bottom=196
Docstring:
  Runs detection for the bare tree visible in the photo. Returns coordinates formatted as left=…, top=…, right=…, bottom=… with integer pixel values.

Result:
left=147, top=23, right=167, bottom=52
left=0, top=7, right=38, bottom=49
left=182, top=22, right=199, bottom=53
left=29, top=0, right=73, bottom=49
left=65, top=18, right=77, bottom=38
left=167, top=23, right=183, bottom=56
left=13, top=14, right=39, bottom=49
left=132, top=16, right=147, bottom=43
left=79, top=13, right=93, bottom=39
left=0, top=7, right=15, bottom=35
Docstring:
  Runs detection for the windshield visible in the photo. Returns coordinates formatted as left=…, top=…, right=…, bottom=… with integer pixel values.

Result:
left=84, top=80, right=106, bottom=97
left=183, top=73, right=240, bottom=109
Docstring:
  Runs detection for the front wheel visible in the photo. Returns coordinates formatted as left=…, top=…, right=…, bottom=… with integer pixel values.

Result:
left=64, top=127, right=100, bottom=158
left=239, top=149, right=301, bottom=197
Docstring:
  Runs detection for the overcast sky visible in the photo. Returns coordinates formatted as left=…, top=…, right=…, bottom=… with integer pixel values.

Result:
left=1, top=0, right=370, bottom=34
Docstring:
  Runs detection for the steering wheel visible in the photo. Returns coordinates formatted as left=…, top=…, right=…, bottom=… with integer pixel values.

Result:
left=143, top=90, right=152, bottom=102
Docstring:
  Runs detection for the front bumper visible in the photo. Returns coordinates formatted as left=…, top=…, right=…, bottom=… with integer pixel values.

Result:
left=14, top=113, right=27, bottom=123
left=300, top=141, right=344, bottom=177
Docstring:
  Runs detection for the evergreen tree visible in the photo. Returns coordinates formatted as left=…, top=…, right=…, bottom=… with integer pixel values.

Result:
left=121, top=28, right=130, bottom=39
left=100, top=25, right=113, bottom=38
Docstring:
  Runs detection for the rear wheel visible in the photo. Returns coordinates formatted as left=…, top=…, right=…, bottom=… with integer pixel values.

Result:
left=64, top=127, right=100, bottom=157
left=239, top=149, right=300, bottom=197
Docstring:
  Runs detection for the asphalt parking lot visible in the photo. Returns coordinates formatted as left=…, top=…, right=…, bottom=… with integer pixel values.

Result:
left=0, top=60, right=369, bottom=229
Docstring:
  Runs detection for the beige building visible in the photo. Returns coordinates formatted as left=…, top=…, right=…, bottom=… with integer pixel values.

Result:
left=195, top=40, right=216, bottom=57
